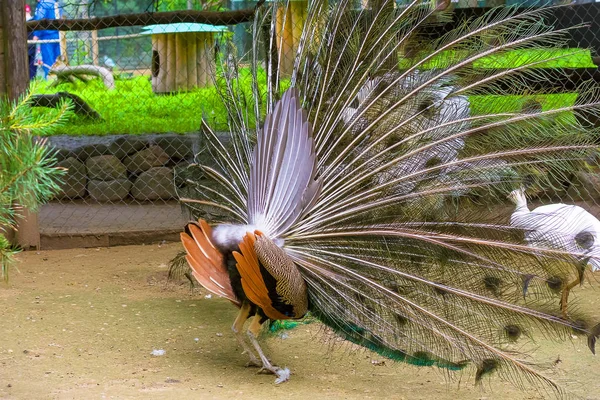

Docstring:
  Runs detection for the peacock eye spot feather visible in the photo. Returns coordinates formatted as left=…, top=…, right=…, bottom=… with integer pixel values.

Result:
left=475, top=359, right=499, bottom=383
left=393, top=312, right=408, bottom=326
left=385, top=134, right=400, bottom=148
left=546, top=276, right=564, bottom=292
left=433, top=285, right=447, bottom=296
left=425, top=156, right=442, bottom=168
left=483, top=276, right=502, bottom=294
left=504, top=324, right=522, bottom=341
left=575, top=231, right=595, bottom=249
left=354, top=292, right=367, bottom=304
left=521, top=99, right=543, bottom=114
left=417, top=97, right=435, bottom=115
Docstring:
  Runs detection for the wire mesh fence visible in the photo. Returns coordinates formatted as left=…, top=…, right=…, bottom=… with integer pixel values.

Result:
left=20, top=0, right=600, bottom=244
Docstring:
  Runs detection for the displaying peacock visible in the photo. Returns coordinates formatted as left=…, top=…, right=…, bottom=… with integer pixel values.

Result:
left=174, top=0, right=600, bottom=396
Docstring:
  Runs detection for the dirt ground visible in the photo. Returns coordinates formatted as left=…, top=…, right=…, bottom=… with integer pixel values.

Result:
left=1, top=243, right=600, bottom=400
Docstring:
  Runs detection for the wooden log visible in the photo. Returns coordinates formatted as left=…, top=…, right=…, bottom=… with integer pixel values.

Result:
left=187, top=33, right=198, bottom=88
left=291, top=1, right=307, bottom=69
left=282, top=3, right=294, bottom=76
left=166, top=33, right=176, bottom=91
left=50, top=65, right=115, bottom=90
left=154, top=35, right=167, bottom=93
left=197, top=33, right=215, bottom=87
left=30, top=92, right=102, bottom=119
left=175, top=32, right=187, bottom=91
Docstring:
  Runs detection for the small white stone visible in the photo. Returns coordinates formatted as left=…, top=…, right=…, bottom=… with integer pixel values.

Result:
left=151, top=349, right=166, bottom=356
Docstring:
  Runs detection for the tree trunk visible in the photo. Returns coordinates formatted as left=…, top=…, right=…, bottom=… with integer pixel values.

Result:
left=0, top=1, right=40, bottom=250
left=0, top=0, right=28, bottom=101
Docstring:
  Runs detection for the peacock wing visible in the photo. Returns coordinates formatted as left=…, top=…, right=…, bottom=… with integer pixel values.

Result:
left=233, top=231, right=308, bottom=320
left=247, top=89, right=322, bottom=238
left=181, top=219, right=240, bottom=305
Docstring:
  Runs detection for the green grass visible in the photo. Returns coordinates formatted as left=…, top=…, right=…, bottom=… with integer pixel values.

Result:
left=31, top=49, right=595, bottom=136
left=470, top=92, right=578, bottom=115
left=400, top=48, right=597, bottom=69
left=30, top=68, right=266, bottom=136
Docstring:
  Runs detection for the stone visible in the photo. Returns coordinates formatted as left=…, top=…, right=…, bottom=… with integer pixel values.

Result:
left=53, top=147, right=75, bottom=163
left=567, top=171, right=600, bottom=201
left=124, top=145, right=170, bottom=174
left=153, top=135, right=196, bottom=161
left=109, top=136, right=148, bottom=159
left=131, top=167, right=176, bottom=201
left=88, top=179, right=132, bottom=202
left=73, top=143, right=110, bottom=161
left=86, top=155, right=127, bottom=181
left=54, top=157, right=87, bottom=199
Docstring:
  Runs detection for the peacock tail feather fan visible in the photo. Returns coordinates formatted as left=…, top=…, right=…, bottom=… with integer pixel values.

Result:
left=174, top=0, right=600, bottom=396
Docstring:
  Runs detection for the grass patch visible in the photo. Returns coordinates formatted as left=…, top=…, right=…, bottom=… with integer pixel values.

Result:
left=30, top=68, right=267, bottom=136
left=400, top=48, right=597, bottom=69
left=31, top=49, right=593, bottom=136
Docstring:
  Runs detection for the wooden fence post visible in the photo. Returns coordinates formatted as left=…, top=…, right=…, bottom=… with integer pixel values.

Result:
left=0, top=0, right=41, bottom=250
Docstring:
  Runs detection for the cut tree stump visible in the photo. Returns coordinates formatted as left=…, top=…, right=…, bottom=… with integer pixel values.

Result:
left=30, top=92, right=102, bottom=120
left=49, top=65, right=115, bottom=90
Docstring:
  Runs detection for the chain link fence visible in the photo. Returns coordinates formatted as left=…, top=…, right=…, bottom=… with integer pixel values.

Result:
left=21, top=0, right=600, bottom=246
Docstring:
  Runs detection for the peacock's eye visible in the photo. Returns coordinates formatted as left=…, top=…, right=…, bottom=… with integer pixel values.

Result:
left=417, top=97, right=435, bottom=114
left=575, top=231, right=595, bottom=249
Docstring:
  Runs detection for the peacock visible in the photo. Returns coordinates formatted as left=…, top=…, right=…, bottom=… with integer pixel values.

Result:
left=174, top=0, right=600, bottom=396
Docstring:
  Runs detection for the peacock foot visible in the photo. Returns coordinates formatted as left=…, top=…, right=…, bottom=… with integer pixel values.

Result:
left=257, top=364, right=291, bottom=384
left=245, top=357, right=261, bottom=368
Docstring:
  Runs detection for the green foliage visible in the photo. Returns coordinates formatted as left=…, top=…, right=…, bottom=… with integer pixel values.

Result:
left=0, top=87, right=69, bottom=280
left=27, top=46, right=589, bottom=137
left=29, top=67, right=279, bottom=136
left=155, top=0, right=228, bottom=11
left=399, top=48, right=597, bottom=69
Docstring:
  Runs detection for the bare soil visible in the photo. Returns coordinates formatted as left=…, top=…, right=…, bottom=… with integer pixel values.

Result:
left=1, top=243, right=599, bottom=400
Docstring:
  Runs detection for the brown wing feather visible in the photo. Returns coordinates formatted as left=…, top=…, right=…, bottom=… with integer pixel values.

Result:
left=181, top=220, right=240, bottom=306
left=233, top=232, right=290, bottom=320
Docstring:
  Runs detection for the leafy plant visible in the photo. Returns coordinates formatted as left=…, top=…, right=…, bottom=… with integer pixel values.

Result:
left=0, top=87, right=70, bottom=280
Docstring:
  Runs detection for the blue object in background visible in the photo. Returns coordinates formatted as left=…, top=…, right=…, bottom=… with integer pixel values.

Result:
left=33, top=0, right=61, bottom=78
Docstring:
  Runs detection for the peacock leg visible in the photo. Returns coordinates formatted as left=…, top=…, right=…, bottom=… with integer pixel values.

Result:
left=232, top=301, right=261, bottom=367
left=560, top=277, right=581, bottom=319
left=246, top=312, right=291, bottom=384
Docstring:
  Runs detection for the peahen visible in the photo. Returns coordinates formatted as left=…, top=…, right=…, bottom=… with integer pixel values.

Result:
left=509, top=186, right=600, bottom=318
left=174, top=0, right=600, bottom=396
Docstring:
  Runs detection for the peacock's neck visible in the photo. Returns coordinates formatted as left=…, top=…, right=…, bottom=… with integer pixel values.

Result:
left=211, top=224, right=259, bottom=253
left=212, top=223, right=284, bottom=253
